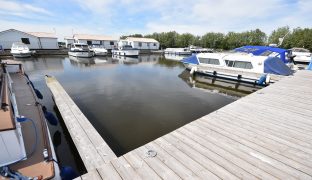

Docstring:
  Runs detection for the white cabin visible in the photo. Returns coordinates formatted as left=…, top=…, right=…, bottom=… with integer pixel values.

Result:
left=124, top=37, right=159, bottom=50
left=73, top=34, right=118, bottom=50
left=0, top=29, right=58, bottom=49
left=64, top=37, right=75, bottom=48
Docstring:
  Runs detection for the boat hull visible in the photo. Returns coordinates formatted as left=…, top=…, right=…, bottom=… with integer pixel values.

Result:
left=68, top=51, right=93, bottom=58
left=294, top=56, right=311, bottom=63
left=11, top=52, right=32, bottom=58
left=112, top=50, right=139, bottom=57
left=94, top=51, right=107, bottom=56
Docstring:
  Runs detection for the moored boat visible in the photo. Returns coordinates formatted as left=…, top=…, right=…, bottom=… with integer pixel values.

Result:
left=164, top=48, right=191, bottom=55
left=290, top=47, right=312, bottom=63
left=90, top=45, right=108, bottom=56
left=111, top=45, right=139, bottom=57
left=0, top=60, right=61, bottom=179
left=181, top=49, right=293, bottom=85
left=10, top=42, right=34, bottom=58
left=68, top=43, right=93, bottom=58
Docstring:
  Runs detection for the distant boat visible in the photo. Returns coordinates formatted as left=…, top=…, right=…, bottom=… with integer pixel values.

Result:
left=68, top=43, right=94, bottom=58
left=164, top=48, right=192, bottom=55
left=112, top=45, right=139, bottom=57
left=181, top=50, right=293, bottom=85
left=90, top=45, right=108, bottom=56
left=290, top=47, right=312, bottom=63
left=189, top=45, right=213, bottom=54
left=10, top=42, right=33, bottom=58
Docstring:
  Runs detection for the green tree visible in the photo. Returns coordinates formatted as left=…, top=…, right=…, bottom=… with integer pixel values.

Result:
left=268, top=26, right=290, bottom=45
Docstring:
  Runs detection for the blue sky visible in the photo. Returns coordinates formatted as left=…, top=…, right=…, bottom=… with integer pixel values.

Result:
left=0, top=0, right=311, bottom=40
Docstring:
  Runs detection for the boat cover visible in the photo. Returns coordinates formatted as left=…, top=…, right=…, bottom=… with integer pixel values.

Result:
left=264, top=57, right=292, bottom=75
left=235, top=46, right=289, bottom=63
left=181, top=55, right=199, bottom=65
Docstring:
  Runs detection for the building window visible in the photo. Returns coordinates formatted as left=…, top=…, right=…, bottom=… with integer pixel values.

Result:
left=21, top=38, right=30, bottom=44
left=138, top=42, right=142, bottom=47
left=198, top=58, right=220, bottom=65
left=87, top=41, right=92, bottom=45
left=153, top=43, right=157, bottom=46
left=110, top=41, right=114, bottom=45
left=147, top=43, right=150, bottom=47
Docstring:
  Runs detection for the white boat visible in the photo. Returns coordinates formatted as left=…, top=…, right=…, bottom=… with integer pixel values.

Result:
left=189, top=45, right=213, bottom=54
left=90, top=45, right=108, bottom=56
left=181, top=50, right=292, bottom=85
left=112, top=45, right=139, bottom=57
left=0, top=60, right=61, bottom=179
left=291, top=48, right=312, bottom=63
left=164, top=48, right=191, bottom=55
left=68, top=43, right=94, bottom=58
left=10, top=42, right=33, bottom=58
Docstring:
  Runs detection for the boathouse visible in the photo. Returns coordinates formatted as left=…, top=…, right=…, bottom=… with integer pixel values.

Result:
left=73, top=34, right=118, bottom=50
left=125, top=37, right=159, bottom=50
left=0, top=29, right=59, bottom=49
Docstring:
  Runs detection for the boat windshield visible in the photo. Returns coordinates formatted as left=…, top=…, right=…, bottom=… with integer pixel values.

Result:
left=293, top=48, right=310, bottom=53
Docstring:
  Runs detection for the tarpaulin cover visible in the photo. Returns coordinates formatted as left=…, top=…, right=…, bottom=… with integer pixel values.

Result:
left=264, top=57, right=292, bottom=75
left=181, top=55, right=199, bottom=65
left=235, top=46, right=289, bottom=63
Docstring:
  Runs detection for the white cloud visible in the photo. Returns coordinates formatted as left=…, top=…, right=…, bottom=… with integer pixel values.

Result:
left=0, top=0, right=53, bottom=16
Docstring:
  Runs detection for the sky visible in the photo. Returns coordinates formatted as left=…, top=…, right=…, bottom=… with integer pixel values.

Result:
left=0, top=0, right=311, bottom=40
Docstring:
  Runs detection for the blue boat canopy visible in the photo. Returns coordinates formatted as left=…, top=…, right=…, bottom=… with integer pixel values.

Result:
left=234, top=46, right=290, bottom=63
left=181, top=55, right=199, bottom=65
left=264, top=57, right=292, bottom=75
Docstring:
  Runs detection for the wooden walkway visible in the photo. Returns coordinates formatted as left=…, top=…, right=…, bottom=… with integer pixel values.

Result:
left=47, top=70, right=312, bottom=179
left=45, top=76, right=117, bottom=171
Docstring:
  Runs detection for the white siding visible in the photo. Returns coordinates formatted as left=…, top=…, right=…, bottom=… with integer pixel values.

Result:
left=129, top=41, right=159, bottom=50
left=39, top=38, right=59, bottom=49
left=0, top=30, right=40, bottom=49
left=65, top=39, right=74, bottom=48
left=0, top=30, right=59, bottom=49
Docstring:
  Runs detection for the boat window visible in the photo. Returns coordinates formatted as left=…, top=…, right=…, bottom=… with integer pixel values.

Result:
left=21, top=38, right=30, bottom=44
left=110, top=41, right=114, bottom=45
left=233, top=61, right=253, bottom=69
left=138, top=42, right=142, bottom=47
left=225, top=60, right=234, bottom=67
left=198, top=58, right=220, bottom=65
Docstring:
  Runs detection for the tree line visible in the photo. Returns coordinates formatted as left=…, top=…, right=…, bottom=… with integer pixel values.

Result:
left=122, top=26, right=312, bottom=51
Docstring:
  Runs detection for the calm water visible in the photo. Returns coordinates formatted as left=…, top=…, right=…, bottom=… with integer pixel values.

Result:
left=17, top=54, right=243, bottom=174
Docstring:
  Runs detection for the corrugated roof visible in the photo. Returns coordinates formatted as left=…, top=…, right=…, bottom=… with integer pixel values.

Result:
left=74, top=34, right=118, bottom=41
left=28, top=32, right=57, bottom=38
left=126, top=37, right=159, bottom=43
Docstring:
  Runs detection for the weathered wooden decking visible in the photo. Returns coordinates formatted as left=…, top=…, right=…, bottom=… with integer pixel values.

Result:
left=47, top=70, right=312, bottom=179
left=45, top=76, right=117, bottom=171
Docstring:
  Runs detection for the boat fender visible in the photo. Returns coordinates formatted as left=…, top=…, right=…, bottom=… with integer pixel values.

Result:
left=42, top=106, right=58, bottom=126
left=34, top=88, right=43, bottom=99
left=190, top=67, right=197, bottom=75
left=257, top=74, right=267, bottom=85
left=237, top=75, right=242, bottom=80
left=27, top=81, right=35, bottom=89
left=60, top=166, right=78, bottom=180
left=265, top=74, right=271, bottom=84
left=307, top=59, right=312, bottom=70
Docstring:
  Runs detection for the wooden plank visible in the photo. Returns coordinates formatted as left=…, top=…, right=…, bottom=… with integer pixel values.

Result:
left=45, top=76, right=117, bottom=172
left=110, top=156, right=142, bottom=180
left=96, top=163, right=122, bottom=180
left=133, top=145, right=182, bottom=180
left=80, top=170, right=102, bottom=180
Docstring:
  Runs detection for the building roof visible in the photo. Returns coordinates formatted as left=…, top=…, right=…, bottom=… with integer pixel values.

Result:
left=27, top=32, right=57, bottom=38
left=126, top=37, right=159, bottom=43
left=0, top=29, right=57, bottom=38
left=74, top=34, right=118, bottom=41
left=64, top=36, right=74, bottom=40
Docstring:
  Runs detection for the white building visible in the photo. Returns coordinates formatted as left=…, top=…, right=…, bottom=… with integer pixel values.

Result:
left=125, top=37, right=159, bottom=50
left=64, top=36, right=75, bottom=48
left=72, top=34, right=118, bottom=50
left=0, top=29, right=58, bottom=49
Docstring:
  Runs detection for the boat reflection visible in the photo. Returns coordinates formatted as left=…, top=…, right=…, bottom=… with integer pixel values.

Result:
left=164, top=54, right=190, bottom=61
left=112, top=55, right=139, bottom=65
left=178, top=70, right=261, bottom=98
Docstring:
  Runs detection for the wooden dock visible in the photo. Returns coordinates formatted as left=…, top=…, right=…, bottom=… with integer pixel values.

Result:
left=47, top=70, right=312, bottom=179
left=45, top=76, right=117, bottom=171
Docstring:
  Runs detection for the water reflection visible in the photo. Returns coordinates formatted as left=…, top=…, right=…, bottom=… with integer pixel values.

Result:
left=18, top=54, right=240, bottom=172
left=179, top=70, right=261, bottom=98
left=164, top=54, right=189, bottom=61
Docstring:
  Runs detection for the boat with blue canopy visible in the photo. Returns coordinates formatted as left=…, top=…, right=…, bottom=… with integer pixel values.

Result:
left=181, top=48, right=293, bottom=85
